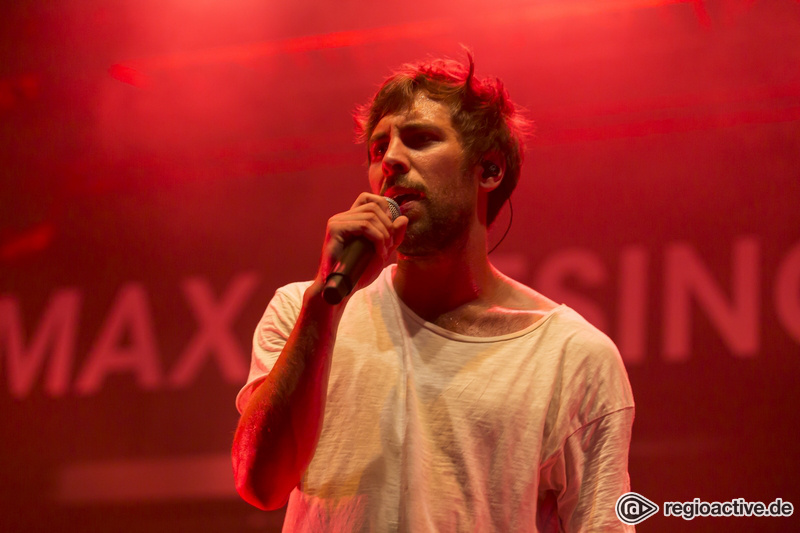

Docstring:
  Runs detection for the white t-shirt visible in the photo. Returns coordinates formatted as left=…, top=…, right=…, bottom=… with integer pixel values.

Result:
left=237, top=266, right=635, bottom=532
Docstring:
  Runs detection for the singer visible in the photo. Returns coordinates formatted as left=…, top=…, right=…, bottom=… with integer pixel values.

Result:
left=232, top=54, right=635, bottom=532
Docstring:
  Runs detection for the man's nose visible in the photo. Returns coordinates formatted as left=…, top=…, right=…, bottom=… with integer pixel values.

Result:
left=382, top=137, right=410, bottom=177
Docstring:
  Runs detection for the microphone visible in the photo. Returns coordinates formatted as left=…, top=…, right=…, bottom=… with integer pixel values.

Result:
left=322, top=197, right=401, bottom=305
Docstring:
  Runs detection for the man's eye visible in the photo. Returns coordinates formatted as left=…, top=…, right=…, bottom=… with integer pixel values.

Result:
left=407, top=133, right=436, bottom=148
left=370, top=144, right=387, bottom=161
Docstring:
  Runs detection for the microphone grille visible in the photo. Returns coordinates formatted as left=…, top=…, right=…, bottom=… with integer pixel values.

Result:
left=384, top=197, right=401, bottom=221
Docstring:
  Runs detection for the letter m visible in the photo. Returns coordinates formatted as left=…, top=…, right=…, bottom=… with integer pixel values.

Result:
left=0, top=289, right=81, bottom=398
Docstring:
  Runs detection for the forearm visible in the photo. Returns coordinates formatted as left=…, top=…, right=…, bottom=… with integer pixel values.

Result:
left=232, top=281, right=342, bottom=510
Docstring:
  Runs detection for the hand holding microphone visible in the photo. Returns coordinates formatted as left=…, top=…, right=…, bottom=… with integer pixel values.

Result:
left=320, top=195, right=406, bottom=305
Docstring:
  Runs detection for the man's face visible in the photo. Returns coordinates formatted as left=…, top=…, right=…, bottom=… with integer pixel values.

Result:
left=367, top=93, right=478, bottom=256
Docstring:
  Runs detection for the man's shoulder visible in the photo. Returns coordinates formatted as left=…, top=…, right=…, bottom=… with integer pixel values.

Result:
left=542, top=306, right=635, bottom=422
left=545, top=306, right=633, bottom=399
left=545, top=305, right=619, bottom=357
left=269, top=279, right=314, bottom=310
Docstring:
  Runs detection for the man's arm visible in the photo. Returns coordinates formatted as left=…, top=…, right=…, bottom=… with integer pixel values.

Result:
left=232, top=281, right=342, bottom=510
left=231, top=194, right=407, bottom=510
left=537, top=319, right=635, bottom=532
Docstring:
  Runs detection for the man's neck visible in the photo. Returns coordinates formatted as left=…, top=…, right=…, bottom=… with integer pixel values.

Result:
left=392, top=240, right=500, bottom=322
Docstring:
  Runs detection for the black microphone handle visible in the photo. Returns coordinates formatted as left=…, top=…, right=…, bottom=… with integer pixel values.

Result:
left=322, top=237, right=374, bottom=305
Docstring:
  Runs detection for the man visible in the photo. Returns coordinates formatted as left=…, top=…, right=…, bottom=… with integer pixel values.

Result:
left=232, top=55, right=635, bottom=532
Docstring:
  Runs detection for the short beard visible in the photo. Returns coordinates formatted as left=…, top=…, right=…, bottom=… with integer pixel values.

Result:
left=396, top=196, right=473, bottom=257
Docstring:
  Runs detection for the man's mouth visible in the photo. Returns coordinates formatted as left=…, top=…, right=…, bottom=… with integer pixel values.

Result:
left=393, top=193, right=421, bottom=206
left=386, top=188, right=424, bottom=207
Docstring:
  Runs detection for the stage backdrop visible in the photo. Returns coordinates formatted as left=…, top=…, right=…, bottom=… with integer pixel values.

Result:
left=2, top=1, right=799, bottom=532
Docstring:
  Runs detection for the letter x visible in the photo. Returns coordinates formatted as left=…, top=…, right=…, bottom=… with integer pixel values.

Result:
left=169, top=273, right=259, bottom=386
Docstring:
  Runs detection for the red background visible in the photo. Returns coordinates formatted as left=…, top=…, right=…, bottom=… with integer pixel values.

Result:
left=2, top=1, right=799, bottom=531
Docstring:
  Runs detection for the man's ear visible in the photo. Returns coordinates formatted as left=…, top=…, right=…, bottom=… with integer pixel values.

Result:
left=477, top=152, right=505, bottom=191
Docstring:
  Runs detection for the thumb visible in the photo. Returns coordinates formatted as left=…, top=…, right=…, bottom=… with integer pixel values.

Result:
left=391, top=216, right=409, bottom=251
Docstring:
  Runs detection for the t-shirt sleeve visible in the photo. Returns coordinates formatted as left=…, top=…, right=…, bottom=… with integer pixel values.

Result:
left=558, top=408, right=635, bottom=532
left=234, top=282, right=309, bottom=414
